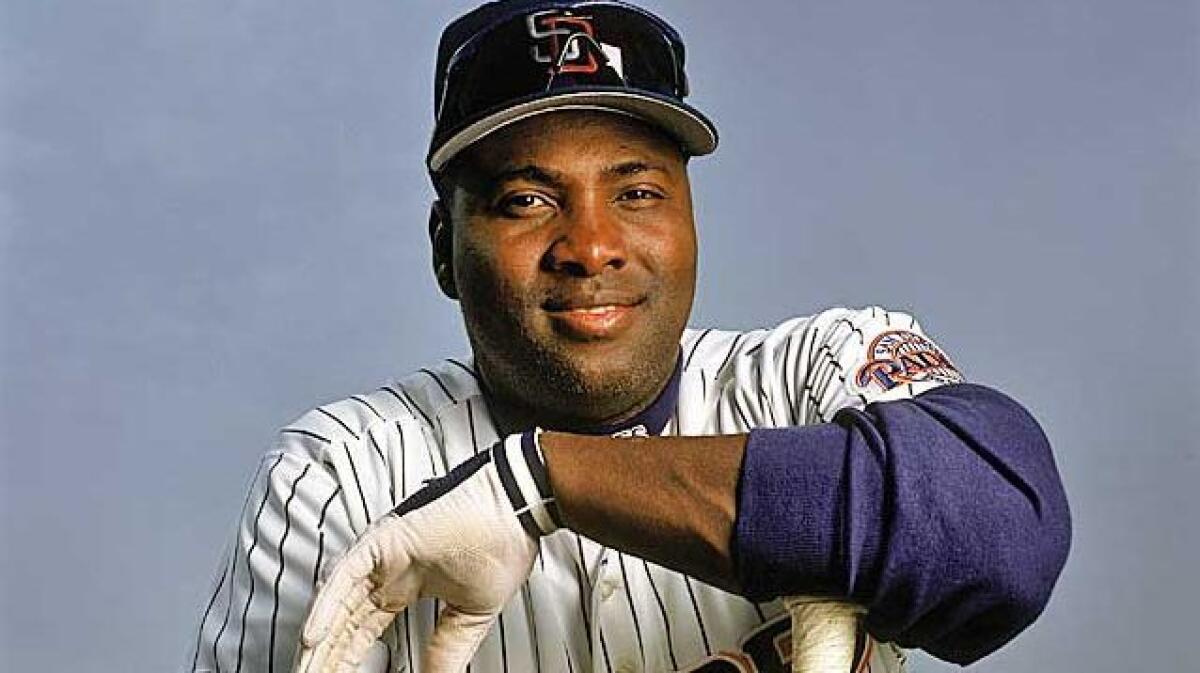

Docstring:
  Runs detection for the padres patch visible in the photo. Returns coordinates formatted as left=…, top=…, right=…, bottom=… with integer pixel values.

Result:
left=854, top=330, right=963, bottom=397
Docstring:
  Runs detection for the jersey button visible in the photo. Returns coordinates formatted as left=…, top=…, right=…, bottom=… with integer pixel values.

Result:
left=598, top=578, right=620, bottom=601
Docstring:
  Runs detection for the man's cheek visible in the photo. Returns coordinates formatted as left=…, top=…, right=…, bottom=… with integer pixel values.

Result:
left=456, top=247, right=503, bottom=301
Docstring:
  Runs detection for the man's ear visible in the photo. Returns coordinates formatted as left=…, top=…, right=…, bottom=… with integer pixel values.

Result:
left=429, top=200, right=458, bottom=300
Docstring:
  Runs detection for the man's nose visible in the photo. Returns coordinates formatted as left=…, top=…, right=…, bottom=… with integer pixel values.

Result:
left=542, top=201, right=628, bottom=277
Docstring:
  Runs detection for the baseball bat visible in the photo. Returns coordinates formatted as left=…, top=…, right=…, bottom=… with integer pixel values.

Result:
left=784, top=597, right=865, bottom=673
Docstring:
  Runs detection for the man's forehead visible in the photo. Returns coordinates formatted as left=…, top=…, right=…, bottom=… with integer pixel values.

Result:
left=452, top=110, right=687, bottom=179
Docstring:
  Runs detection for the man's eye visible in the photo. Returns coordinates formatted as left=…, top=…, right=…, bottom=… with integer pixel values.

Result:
left=617, top=188, right=664, bottom=202
left=498, top=193, right=552, bottom=215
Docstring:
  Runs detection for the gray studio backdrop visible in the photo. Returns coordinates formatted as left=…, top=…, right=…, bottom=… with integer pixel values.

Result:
left=3, top=1, right=1197, bottom=671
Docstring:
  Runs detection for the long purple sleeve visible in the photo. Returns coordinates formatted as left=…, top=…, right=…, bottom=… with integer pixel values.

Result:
left=734, top=383, right=1071, bottom=664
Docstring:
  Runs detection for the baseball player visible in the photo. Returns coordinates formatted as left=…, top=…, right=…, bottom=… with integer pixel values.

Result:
left=188, top=2, right=1071, bottom=672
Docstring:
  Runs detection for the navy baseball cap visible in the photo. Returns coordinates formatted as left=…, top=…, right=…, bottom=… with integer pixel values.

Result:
left=428, top=0, right=718, bottom=172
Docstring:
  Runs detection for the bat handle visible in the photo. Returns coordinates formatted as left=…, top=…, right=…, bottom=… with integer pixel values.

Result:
left=784, top=597, right=866, bottom=673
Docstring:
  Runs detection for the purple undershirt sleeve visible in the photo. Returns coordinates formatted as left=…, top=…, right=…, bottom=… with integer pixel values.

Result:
left=733, top=383, right=1071, bottom=664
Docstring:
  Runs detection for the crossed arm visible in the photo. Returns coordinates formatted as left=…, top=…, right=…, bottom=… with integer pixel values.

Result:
left=296, top=383, right=1071, bottom=670
left=545, top=383, right=1071, bottom=663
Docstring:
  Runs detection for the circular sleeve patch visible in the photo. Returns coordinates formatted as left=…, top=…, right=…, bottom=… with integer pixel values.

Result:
left=852, top=330, right=964, bottom=398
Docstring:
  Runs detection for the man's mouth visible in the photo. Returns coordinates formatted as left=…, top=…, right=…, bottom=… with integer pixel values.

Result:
left=543, top=294, right=646, bottom=339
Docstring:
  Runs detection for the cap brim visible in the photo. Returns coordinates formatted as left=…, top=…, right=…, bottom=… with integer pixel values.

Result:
left=428, top=89, right=718, bottom=172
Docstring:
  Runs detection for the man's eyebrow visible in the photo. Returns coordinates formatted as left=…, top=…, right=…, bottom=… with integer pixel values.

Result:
left=487, top=165, right=566, bottom=189
left=470, top=160, right=671, bottom=193
left=603, top=160, right=669, bottom=178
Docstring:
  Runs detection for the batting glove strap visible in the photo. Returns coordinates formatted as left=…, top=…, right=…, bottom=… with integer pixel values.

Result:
left=493, top=430, right=563, bottom=537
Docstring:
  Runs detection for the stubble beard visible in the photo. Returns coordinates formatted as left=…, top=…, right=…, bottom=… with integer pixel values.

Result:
left=467, top=311, right=679, bottom=432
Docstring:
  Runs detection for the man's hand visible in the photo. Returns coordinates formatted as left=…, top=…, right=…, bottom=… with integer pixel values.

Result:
left=294, top=436, right=549, bottom=673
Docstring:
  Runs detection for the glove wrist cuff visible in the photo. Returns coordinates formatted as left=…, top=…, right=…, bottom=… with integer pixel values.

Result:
left=493, top=429, right=563, bottom=538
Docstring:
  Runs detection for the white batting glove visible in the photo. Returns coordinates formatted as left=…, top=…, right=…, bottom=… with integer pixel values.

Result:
left=293, top=431, right=561, bottom=673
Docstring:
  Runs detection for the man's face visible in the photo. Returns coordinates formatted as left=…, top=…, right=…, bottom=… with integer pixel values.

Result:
left=437, top=111, right=697, bottom=429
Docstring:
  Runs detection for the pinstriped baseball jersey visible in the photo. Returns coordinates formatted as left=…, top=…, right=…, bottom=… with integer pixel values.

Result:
left=188, top=306, right=962, bottom=673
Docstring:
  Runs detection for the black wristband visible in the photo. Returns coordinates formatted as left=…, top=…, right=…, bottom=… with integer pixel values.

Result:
left=491, top=429, right=563, bottom=537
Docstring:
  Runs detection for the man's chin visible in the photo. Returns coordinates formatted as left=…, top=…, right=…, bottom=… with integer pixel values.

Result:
left=542, top=352, right=638, bottom=398
left=533, top=348, right=669, bottom=421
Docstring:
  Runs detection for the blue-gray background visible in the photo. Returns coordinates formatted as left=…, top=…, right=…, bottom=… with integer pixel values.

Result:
left=3, top=1, right=1196, bottom=670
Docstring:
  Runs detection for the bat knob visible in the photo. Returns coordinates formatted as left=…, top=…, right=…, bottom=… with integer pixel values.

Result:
left=783, top=597, right=866, bottom=673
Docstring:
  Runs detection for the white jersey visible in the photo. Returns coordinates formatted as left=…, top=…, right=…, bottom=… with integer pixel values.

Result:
left=189, top=306, right=963, bottom=673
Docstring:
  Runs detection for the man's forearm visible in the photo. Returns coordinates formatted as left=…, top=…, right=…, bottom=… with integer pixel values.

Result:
left=539, top=431, right=747, bottom=592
